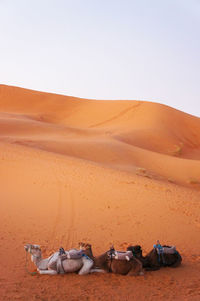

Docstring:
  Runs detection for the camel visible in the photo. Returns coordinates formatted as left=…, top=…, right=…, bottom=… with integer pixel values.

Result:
left=24, top=244, right=94, bottom=275
left=127, top=245, right=182, bottom=271
left=79, top=243, right=144, bottom=276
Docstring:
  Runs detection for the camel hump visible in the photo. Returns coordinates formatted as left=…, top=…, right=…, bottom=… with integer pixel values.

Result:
left=113, top=251, right=133, bottom=261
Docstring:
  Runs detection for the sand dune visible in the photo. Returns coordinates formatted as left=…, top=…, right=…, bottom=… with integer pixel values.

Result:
left=0, top=85, right=200, bottom=300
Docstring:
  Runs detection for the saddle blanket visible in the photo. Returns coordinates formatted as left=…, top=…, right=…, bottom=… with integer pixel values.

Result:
left=162, top=246, right=176, bottom=254
left=113, top=250, right=133, bottom=261
left=60, top=249, right=84, bottom=260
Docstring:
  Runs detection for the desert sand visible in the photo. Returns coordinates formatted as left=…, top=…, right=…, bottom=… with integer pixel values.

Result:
left=0, top=84, right=200, bottom=300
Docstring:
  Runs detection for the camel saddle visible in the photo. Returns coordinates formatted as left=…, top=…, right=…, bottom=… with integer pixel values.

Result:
left=154, top=245, right=177, bottom=255
left=59, top=248, right=84, bottom=259
left=112, top=250, right=133, bottom=261
left=162, top=246, right=176, bottom=254
left=57, top=248, right=84, bottom=274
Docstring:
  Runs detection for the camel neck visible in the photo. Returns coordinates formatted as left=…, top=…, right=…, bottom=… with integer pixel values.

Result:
left=85, top=248, right=95, bottom=260
left=94, top=252, right=107, bottom=268
left=31, top=254, right=42, bottom=267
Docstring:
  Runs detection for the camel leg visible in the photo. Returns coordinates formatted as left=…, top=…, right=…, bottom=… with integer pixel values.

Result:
left=78, top=257, right=94, bottom=275
left=127, top=268, right=144, bottom=276
left=37, top=268, right=57, bottom=275
left=128, top=259, right=144, bottom=276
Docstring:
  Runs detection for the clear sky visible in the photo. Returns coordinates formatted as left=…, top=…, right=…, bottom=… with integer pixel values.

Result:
left=0, top=0, right=200, bottom=116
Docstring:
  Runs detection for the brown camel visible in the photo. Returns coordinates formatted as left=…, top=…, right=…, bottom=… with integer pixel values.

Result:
left=79, top=243, right=144, bottom=276
left=127, top=245, right=182, bottom=271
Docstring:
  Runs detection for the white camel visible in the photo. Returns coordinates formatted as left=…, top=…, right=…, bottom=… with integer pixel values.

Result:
left=24, top=244, right=94, bottom=275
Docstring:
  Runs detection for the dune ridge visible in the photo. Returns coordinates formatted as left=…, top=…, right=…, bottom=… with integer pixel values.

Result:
left=1, top=85, right=200, bottom=187
left=0, top=85, right=200, bottom=300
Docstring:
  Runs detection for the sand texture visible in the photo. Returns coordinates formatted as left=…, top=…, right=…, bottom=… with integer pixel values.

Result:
left=0, top=85, right=200, bottom=300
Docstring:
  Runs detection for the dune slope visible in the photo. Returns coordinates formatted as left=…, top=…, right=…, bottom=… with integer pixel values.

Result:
left=0, top=85, right=200, bottom=301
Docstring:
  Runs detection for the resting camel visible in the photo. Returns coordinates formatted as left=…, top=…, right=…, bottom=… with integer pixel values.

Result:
left=79, top=243, right=144, bottom=276
left=127, top=245, right=182, bottom=271
left=24, top=244, right=94, bottom=275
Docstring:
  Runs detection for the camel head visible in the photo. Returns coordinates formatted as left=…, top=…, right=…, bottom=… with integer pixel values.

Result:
left=24, top=244, right=41, bottom=258
left=127, top=245, right=143, bottom=257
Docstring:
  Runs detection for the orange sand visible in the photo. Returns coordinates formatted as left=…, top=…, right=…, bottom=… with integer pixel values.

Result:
left=0, top=85, right=200, bottom=300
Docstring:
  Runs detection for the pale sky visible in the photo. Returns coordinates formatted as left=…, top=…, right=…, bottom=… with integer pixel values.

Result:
left=0, top=0, right=200, bottom=116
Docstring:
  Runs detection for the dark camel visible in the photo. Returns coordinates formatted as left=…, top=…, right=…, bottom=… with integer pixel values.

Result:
left=127, top=245, right=182, bottom=271
left=79, top=243, right=144, bottom=276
